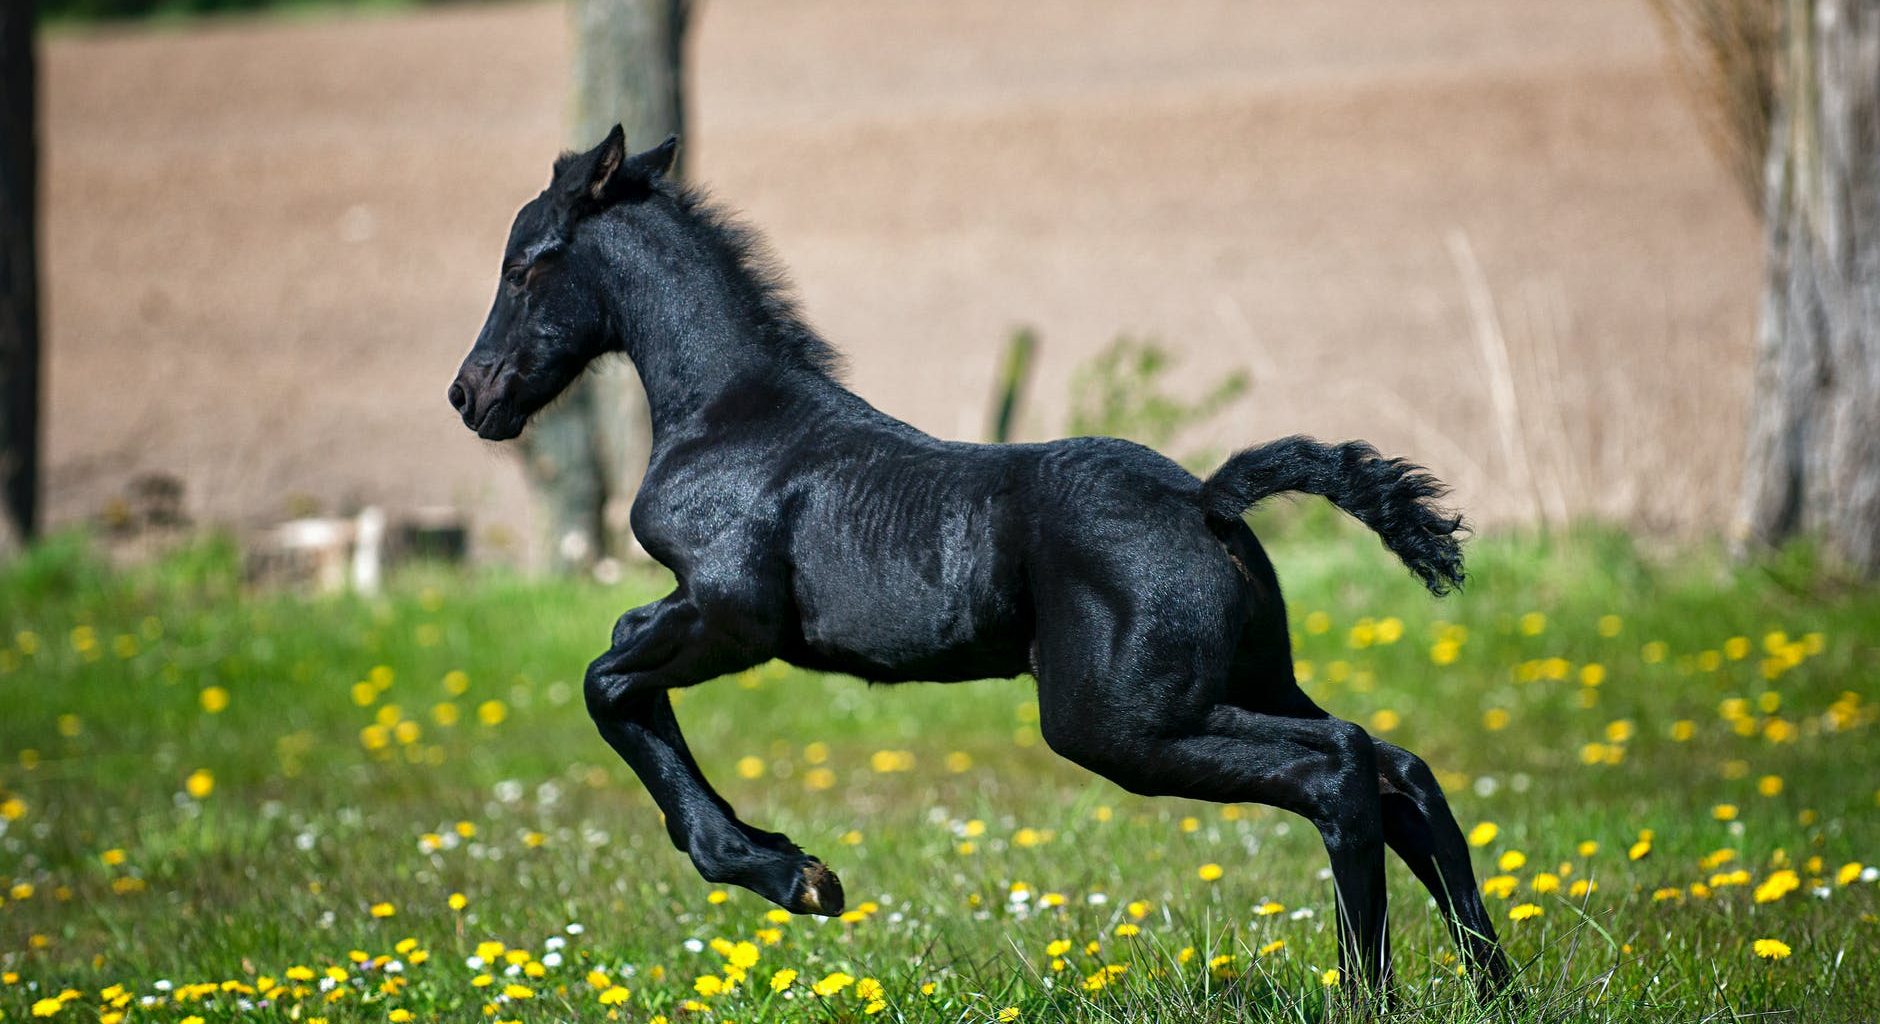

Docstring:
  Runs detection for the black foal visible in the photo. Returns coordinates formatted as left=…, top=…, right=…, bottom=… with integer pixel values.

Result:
left=448, top=126, right=1514, bottom=999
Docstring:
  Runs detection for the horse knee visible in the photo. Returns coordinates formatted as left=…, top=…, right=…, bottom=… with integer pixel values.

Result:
left=1307, top=719, right=1383, bottom=844
left=584, top=656, right=654, bottom=721
left=1375, top=740, right=1443, bottom=804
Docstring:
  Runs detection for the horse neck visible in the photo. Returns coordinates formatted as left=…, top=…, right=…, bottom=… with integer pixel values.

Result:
left=606, top=274, right=830, bottom=450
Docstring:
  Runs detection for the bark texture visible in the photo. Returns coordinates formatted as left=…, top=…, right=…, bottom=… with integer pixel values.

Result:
left=0, top=0, right=39, bottom=556
left=1738, top=0, right=1880, bottom=573
left=519, top=0, right=686, bottom=572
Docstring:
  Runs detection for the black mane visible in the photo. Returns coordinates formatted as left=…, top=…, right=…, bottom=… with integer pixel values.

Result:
left=662, top=182, right=846, bottom=380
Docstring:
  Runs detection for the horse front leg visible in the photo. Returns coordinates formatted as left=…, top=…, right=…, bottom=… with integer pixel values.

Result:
left=584, top=596, right=845, bottom=916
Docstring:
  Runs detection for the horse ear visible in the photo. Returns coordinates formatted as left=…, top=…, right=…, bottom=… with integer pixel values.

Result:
left=554, top=128, right=674, bottom=217
left=550, top=125, right=632, bottom=209
left=583, top=124, right=630, bottom=202
left=622, top=135, right=680, bottom=183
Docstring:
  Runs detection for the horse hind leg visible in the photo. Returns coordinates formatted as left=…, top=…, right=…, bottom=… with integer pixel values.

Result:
left=1374, top=738, right=1516, bottom=997
left=1036, top=680, right=1395, bottom=997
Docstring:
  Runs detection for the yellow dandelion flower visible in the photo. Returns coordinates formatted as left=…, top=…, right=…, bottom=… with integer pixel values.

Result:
left=1467, top=822, right=1498, bottom=847
left=1754, top=870, right=1800, bottom=904
left=693, top=975, right=724, bottom=997
left=1253, top=901, right=1285, bottom=916
left=770, top=968, right=797, bottom=992
left=1481, top=875, right=1518, bottom=899
left=1320, top=968, right=1342, bottom=987
left=448, top=892, right=467, bottom=911
left=1197, top=863, right=1224, bottom=882
left=1713, top=804, right=1739, bottom=822
left=1752, top=938, right=1792, bottom=960
left=184, top=769, right=215, bottom=800
left=1258, top=939, right=1285, bottom=956
left=1114, top=923, right=1141, bottom=937
left=369, top=902, right=395, bottom=918
left=599, top=986, right=630, bottom=1005
left=1508, top=903, right=1543, bottom=921
left=502, top=983, right=534, bottom=999
left=1758, top=775, right=1783, bottom=797
left=997, top=1008, right=1020, bottom=1022
left=1498, top=850, right=1527, bottom=871
left=199, top=686, right=230, bottom=713
left=812, top=971, right=854, bottom=997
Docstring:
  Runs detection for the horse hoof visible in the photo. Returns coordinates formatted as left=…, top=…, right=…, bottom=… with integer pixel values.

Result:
left=787, top=859, right=845, bottom=917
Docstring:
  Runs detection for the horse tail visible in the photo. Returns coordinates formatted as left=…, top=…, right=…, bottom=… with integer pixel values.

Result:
left=1198, top=435, right=1466, bottom=595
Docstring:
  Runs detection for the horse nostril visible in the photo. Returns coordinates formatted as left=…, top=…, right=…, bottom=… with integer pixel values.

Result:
left=448, top=381, right=469, bottom=413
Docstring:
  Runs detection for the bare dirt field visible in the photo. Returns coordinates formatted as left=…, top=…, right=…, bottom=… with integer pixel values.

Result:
left=41, top=0, right=1761, bottom=554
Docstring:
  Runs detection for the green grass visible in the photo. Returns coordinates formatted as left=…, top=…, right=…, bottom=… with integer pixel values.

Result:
left=1, top=521, right=1876, bottom=1022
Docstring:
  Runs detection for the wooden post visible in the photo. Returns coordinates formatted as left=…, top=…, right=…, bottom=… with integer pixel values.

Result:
left=1737, top=0, right=1880, bottom=574
left=518, top=0, right=687, bottom=573
left=0, top=0, right=39, bottom=556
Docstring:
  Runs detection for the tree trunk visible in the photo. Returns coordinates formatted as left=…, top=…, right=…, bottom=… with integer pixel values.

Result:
left=0, top=0, right=39, bottom=557
left=1738, top=0, right=1880, bottom=574
left=519, top=0, right=686, bottom=572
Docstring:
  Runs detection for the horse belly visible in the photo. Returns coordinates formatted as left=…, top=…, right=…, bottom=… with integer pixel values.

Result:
left=786, top=522, right=1030, bottom=682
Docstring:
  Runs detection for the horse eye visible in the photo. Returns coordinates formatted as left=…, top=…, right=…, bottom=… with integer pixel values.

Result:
left=503, top=264, right=529, bottom=288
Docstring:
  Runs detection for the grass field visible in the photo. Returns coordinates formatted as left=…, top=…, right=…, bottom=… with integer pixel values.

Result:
left=1, top=521, right=1876, bottom=1022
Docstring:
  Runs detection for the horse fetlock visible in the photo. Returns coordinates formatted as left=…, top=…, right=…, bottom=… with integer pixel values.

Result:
left=784, top=858, right=845, bottom=917
left=687, top=833, right=845, bottom=917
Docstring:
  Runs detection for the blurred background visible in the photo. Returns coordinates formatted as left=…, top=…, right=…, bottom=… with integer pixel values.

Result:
left=5, top=5, right=1880, bottom=1020
left=11, top=0, right=1790, bottom=574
